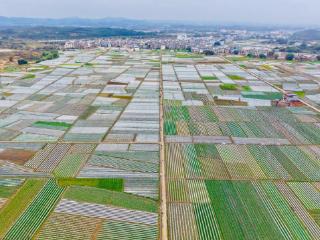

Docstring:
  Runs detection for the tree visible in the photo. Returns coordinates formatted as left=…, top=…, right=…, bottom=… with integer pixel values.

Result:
left=232, top=49, right=239, bottom=55
left=317, top=55, right=320, bottom=61
left=259, top=53, right=267, bottom=59
left=37, top=50, right=59, bottom=62
left=18, top=59, right=28, bottom=65
left=185, top=47, right=192, bottom=52
left=247, top=53, right=254, bottom=58
left=51, top=51, right=59, bottom=58
left=286, top=53, right=295, bottom=61
left=267, top=51, right=275, bottom=58
left=203, top=50, right=214, bottom=56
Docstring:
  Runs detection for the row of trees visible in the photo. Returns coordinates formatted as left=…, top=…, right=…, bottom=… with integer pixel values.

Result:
left=283, top=53, right=320, bottom=61
left=36, top=50, right=59, bottom=63
left=18, top=50, right=59, bottom=65
left=231, top=49, right=320, bottom=61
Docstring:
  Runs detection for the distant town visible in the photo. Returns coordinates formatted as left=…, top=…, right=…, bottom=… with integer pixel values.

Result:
left=62, top=30, right=320, bottom=61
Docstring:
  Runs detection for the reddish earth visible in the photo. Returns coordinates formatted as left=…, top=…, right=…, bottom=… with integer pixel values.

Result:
left=0, top=149, right=35, bottom=165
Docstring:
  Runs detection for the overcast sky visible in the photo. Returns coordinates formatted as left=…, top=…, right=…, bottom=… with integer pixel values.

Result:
left=0, top=0, right=319, bottom=26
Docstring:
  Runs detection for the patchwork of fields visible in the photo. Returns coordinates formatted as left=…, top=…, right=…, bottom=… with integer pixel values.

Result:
left=0, top=49, right=320, bottom=239
left=162, top=53, right=320, bottom=239
left=0, top=49, right=160, bottom=239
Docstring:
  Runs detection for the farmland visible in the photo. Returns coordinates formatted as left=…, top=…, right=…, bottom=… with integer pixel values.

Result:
left=0, top=49, right=160, bottom=239
left=0, top=179, right=46, bottom=238
left=163, top=51, right=320, bottom=240
left=1, top=48, right=320, bottom=239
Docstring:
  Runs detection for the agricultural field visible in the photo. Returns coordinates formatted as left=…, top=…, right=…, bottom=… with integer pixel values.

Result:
left=228, top=57, right=320, bottom=108
left=0, top=49, right=160, bottom=239
left=1, top=48, right=320, bottom=239
left=163, top=52, right=320, bottom=240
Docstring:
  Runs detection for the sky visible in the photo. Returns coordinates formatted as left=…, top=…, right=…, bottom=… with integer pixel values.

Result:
left=0, top=0, right=319, bottom=26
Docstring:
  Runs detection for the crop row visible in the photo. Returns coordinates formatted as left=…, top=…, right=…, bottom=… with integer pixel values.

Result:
left=36, top=213, right=102, bottom=240
left=167, top=179, right=320, bottom=239
left=288, top=182, right=320, bottom=210
left=89, top=153, right=158, bottom=173
left=53, top=144, right=96, bottom=177
left=276, top=182, right=320, bottom=239
left=55, top=199, right=158, bottom=225
left=37, top=144, right=72, bottom=172
left=165, top=143, right=320, bottom=181
left=164, top=120, right=287, bottom=140
left=65, top=185, right=158, bottom=212
left=4, top=179, right=64, bottom=240
left=164, top=105, right=304, bottom=124
left=0, top=179, right=46, bottom=238
left=205, top=181, right=315, bottom=240
left=97, top=220, right=158, bottom=240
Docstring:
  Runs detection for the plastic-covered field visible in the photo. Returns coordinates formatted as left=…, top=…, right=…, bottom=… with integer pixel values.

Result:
left=1, top=49, right=320, bottom=239
left=0, top=49, right=160, bottom=239
left=164, top=59, right=320, bottom=240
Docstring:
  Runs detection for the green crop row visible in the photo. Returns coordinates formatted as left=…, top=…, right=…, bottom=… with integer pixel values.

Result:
left=0, top=179, right=46, bottom=238
left=4, top=179, right=64, bottom=240
left=205, top=180, right=312, bottom=239
left=64, top=186, right=158, bottom=213
left=57, top=178, right=124, bottom=192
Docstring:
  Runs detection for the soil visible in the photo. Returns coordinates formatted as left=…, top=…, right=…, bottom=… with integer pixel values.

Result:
left=0, top=149, right=35, bottom=165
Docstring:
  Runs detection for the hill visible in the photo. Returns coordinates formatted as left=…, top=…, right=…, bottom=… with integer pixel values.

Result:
left=291, top=29, right=320, bottom=40
left=0, top=26, right=150, bottom=40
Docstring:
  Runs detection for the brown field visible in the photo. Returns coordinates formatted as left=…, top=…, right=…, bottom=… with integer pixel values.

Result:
left=0, top=149, right=35, bottom=165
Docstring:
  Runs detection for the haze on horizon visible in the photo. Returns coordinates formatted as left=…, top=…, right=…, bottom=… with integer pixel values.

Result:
left=0, top=0, right=319, bottom=26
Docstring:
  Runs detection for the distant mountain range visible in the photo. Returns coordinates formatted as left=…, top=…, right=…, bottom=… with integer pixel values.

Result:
left=0, top=17, right=159, bottom=40
left=0, top=16, right=164, bottom=29
left=0, top=26, right=150, bottom=40
left=0, top=16, right=304, bottom=32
